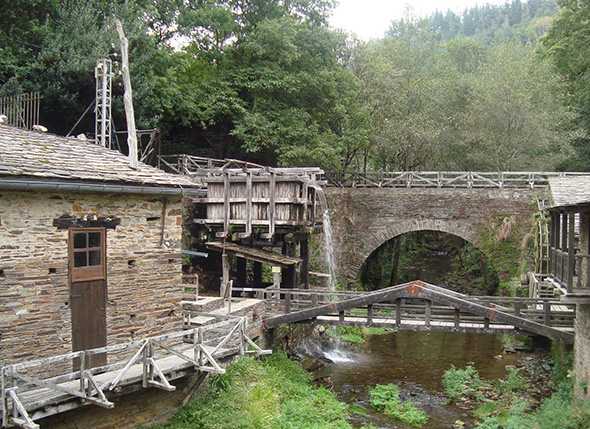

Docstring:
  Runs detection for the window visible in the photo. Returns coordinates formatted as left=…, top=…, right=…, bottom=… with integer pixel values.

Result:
left=69, top=228, right=106, bottom=282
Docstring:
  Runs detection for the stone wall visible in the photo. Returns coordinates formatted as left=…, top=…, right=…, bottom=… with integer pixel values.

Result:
left=575, top=304, right=590, bottom=399
left=325, top=187, right=540, bottom=285
left=0, top=190, right=184, bottom=365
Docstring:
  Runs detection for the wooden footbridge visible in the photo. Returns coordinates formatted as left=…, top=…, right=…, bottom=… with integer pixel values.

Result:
left=235, top=280, right=575, bottom=344
left=0, top=316, right=270, bottom=429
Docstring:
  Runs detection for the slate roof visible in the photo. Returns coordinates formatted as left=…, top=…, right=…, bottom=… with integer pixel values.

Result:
left=0, top=124, right=199, bottom=189
left=548, top=176, right=590, bottom=208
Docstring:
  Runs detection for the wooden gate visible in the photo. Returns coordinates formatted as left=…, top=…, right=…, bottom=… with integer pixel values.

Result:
left=69, top=228, right=107, bottom=368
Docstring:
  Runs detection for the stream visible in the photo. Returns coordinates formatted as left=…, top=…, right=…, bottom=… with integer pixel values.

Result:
left=305, top=330, right=528, bottom=429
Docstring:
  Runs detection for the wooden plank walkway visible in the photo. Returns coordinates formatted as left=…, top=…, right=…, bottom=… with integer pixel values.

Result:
left=1, top=317, right=271, bottom=429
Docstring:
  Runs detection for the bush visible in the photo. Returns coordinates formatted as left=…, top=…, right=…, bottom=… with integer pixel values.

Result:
left=369, top=384, right=429, bottom=428
left=443, top=365, right=484, bottom=402
left=496, top=367, right=529, bottom=394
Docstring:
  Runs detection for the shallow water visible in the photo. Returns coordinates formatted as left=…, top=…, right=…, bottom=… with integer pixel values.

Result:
left=313, top=331, right=521, bottom=429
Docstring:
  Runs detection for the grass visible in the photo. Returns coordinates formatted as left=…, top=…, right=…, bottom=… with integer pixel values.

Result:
left=328, top=326, right=392, bottom=344
left=369, top=384, right=429, bottom=428
left=149, top=352, right=355, bottom=429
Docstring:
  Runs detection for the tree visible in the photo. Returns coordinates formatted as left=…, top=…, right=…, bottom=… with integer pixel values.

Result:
left=543, top=0, right=590, bottom=169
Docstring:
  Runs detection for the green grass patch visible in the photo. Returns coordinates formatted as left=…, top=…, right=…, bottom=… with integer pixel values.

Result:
left=369, top=384, right=429, bottom=428
left=328, top=326, right=392, bottom=344
left=149, top=352, right=353, bottom=429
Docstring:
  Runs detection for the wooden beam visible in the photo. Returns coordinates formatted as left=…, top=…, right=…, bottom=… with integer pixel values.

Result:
left=568, top=212, right=576, bottom=292
left=115, top=19, right=138, bottom=169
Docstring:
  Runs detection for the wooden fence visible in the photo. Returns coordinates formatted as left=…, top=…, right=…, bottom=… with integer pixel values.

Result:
left=323, top=171, right=590, bottom=189
left=0, top=92, right=41, bottom=130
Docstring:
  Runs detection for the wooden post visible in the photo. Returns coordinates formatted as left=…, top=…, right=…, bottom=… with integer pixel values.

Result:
left=367, top=304, right=374, bottom=326
left=454, top=308, right=460, bottom=329
left=282, top=238, right=298, bottom=288
left=514, top=302, right=522, bottom=317
left=252, top=262, right=262, bottom=288
left=425, top=301, right=432, bottom=327
left=285, top=291, right=292, bottom=313
left=300, top=237, right=310, bottom=289
left=221, top=252, right=230, bottom=298
left=484, top=317, right=490, bottom=330
left=544, top=301, right=552, bottom=326
left=115, top=19, right=138, bottom=169
left=568, top=211, right=576, bottom=292
left=395, top=300, right=401, bottom=327
left=339, top=310, right=345, bottom=322
left=236, top=257, right=247, bottom=288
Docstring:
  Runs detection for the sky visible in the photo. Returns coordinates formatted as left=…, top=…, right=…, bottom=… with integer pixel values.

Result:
left=330, top=0, right=508, bottom=40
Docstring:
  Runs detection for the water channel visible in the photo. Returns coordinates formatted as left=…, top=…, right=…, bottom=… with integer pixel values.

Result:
left=305, top=330, right=529, bottom=429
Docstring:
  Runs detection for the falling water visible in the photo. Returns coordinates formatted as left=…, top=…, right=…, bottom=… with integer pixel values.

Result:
left=322, top=209, right=337, bottom=291
left=314, top=187, right=337, bottom=291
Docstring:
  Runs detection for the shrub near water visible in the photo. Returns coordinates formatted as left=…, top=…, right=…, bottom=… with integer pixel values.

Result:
left=151, top=352, right=354, bottom=429
left=442, top=365, right=484, bottom=402
left=369, top=384, right=429, bottom=428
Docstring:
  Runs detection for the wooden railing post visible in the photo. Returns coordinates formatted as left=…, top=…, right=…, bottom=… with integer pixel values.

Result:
left=339, top=310, right=345, bottom=322
left=454, top=308, right=460, bottom=329
left=544, top=301, right=552, bottom=326
left=425, top=301, right=432, bottom=328
left=395, top=300, right=401, bottom=327
left=367, top=304, right=374, bottom=326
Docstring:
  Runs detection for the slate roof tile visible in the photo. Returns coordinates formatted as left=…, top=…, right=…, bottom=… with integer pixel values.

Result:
left=0, top=124, right=200, bottom=188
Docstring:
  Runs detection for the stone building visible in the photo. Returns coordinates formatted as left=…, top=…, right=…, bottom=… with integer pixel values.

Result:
left=0, top=124, right=202, bottom=367
left=547, top=176, right=590, bottom=399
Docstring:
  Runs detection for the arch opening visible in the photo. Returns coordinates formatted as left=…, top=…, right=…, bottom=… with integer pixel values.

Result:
left=359, top=230, right=500, bottom=296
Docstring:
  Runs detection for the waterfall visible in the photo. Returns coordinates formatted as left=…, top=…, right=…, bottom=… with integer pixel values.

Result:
left=314, top=187, right=337, bottom=291
left=322, top=209, right=337, bottom=291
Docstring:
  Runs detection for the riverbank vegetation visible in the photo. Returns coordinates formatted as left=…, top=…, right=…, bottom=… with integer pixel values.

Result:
left=369, top=384, right=429, bottom=428
left=327, top=326, right=391, bottom=344
left=151, top=352, right=358, bottom=429
left=441, top=348, right=590, bottom=429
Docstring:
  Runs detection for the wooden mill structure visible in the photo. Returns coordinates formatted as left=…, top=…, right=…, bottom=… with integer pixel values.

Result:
left=161, top=155, right=326, bottom=294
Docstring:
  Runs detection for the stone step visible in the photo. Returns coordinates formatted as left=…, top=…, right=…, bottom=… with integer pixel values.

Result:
left=181, top=296, right=225, bottom=312
left=211, top=298, right=266, bottom=323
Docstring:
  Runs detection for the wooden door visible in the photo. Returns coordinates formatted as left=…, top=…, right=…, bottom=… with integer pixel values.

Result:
left=69, top=228, right=107, bottom=368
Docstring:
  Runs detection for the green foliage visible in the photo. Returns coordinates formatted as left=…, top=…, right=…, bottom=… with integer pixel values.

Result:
left=151, top=352, right=353, bottom=429
left=327, top=326, right=391, bottom=344
left=442, top=365, right=484, bottom=402
left=368, top=384, right=429, bottom=428
left=496, top=368, right=529, bottom=395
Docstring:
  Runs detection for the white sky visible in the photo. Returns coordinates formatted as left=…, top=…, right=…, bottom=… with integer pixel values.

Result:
left=330, top=0, right=509, bottom=40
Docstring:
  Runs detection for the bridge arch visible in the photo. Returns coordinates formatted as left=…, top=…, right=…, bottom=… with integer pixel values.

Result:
left=325, top=187, right=537, bottom=286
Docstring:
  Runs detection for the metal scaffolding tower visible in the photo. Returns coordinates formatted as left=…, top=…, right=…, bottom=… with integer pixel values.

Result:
left=95, top=58, right=113, bottom=148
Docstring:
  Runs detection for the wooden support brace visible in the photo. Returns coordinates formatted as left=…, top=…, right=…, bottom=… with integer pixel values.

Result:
left=199, top=345, right=225, bottom=374
left=7, top=389, right=38, bottom=429
left=108, top=339, right=148, bottom=391
left=244, top=334, right=272, bottom=356
left=147, top=358, right=176, bottom=392
left=82, top=371, right=114, bottom=409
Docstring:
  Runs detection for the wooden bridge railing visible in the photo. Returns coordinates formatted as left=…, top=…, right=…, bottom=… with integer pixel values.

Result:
left=233, top=287, right=576, bottom=333
left=323, top=171, right=590, bottom=189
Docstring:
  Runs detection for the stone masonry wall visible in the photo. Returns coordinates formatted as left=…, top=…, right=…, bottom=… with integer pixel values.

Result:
left=326, top=187, right=540, bottom=285
left=0, top=190, right=184, bottom=365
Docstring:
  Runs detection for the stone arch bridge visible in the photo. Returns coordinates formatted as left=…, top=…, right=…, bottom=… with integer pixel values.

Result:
left=323, top=171, right=569, bottom=284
